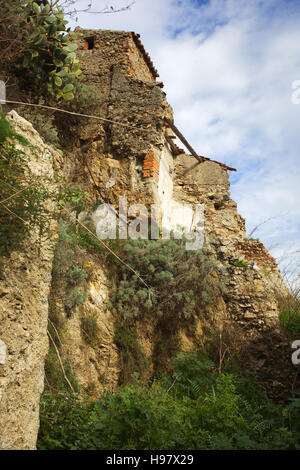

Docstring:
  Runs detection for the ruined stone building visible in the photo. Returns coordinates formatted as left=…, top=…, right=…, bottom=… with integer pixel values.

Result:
left=73, top=28, right=287, bottom=324
left=0, top=29, right=291, bottom=449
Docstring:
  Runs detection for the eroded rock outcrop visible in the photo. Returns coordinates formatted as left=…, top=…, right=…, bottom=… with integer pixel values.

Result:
left=0, top=111, right=60, bottom=450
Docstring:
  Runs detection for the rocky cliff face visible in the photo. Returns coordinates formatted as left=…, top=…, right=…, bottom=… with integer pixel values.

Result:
left=0, top=111, right=59, bottom=450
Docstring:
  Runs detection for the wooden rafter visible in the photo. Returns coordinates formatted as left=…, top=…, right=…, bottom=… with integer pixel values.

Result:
left=164, top=118, right=236, bottom=172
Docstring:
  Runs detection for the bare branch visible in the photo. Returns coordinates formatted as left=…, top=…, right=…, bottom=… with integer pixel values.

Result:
left=61, top=0, right=136, bottom=17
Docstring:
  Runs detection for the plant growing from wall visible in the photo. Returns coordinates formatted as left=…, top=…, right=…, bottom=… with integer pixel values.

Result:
left=22, top=1, right=81, bottom=100
left=231, top=259, right=248, bottom=268
left=108, top=238, right=220, bottom=321
left=51, top=219, right=91, bottom=316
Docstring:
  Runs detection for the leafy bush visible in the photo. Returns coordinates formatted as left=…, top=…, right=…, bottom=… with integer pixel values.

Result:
left=38, top=382, right=191, bottom=450
left=171, top=351, right=216, bottom=399
left=69, top=265, right=88, bottom=285
left=21, top=1, right=81, bottom=99
left=51, top=220, right=91, bottom=316
left=37, top=368, right=300, bottom=450
left=64, top=287, right=87, bottom=315
left=108, top=238, right=219, bottom=320
left=38, top=391, right=94, bottom=450
left=91, top=382, right=191, bottom=450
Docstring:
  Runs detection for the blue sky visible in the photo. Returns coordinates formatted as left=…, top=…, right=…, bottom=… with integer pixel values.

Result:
left=67, top=0, right=300, bottom=284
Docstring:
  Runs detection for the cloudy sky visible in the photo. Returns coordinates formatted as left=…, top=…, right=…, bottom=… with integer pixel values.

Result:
left=68, top=0, right=300, bottom=282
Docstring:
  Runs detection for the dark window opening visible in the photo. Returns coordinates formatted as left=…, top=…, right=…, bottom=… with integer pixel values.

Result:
left=214, top=202, right=223, bottom=210
left=84, top=37, right=95, bottom=50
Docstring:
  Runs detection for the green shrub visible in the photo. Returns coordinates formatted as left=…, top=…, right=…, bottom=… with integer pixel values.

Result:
left=37, top=371, right=300, bottom=450
left=37, top=391, right=94, bottom=450
left=108, top=238, right=219, bottom=320
left=68, top=265, right=88, bottom=285
left=90, top=382, right=192, bottom=450
left=64, top=287, right=87, bottom=315
left=1, top=1, right=82, bottom=100
left=51, top=220, right=90, bottom=316
left=171, top=351, right=216, bottom=399
left=232, top=259, right=248, bottom=268
left=21, top=1, right=81, bottom=100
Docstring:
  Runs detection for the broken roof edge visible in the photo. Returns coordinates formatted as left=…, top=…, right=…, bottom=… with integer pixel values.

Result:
left=130, top=32, right=160, bottom=80
left=165, top=136, right=236, bottom=172
left=74, top=27, right=159, bottom=80
left=164, top=119, right=236, bottom=172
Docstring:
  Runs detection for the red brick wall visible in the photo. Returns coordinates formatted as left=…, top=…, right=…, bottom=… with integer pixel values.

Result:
left=143, top=151, right=160, bottom=181
left=235, top=240, right=278, bottom=271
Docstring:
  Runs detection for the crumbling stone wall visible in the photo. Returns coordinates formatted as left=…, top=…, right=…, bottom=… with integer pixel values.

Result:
left=68, top=30, right=173, bottom=214
left=172, top=153, right=283, bottom=330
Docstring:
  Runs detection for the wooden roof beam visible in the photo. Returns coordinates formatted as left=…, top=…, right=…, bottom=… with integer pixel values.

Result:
left=164, top=118, right=236, bottom=172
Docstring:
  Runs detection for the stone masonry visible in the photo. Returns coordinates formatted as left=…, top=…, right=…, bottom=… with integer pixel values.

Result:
left=72, top=28, right=286, bottom=332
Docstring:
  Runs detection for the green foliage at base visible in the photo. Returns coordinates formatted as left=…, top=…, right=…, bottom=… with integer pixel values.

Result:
left=38, top=391, right=93, bottom=450
left=37, top=352, right=300, bottom=450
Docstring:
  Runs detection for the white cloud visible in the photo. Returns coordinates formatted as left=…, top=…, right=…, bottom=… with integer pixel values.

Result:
left=70, top=0, right=300, bottom=276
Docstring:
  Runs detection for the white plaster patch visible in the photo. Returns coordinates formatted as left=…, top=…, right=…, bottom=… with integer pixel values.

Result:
left=0, top=340, right=6, bottom=365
